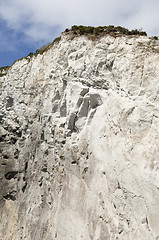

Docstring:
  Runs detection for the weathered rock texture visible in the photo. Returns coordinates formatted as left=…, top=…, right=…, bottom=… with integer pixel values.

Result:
left=0, top=33, right=159, bottom=240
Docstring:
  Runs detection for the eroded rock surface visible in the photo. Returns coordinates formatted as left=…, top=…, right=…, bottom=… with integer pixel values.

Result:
left=0, top=33, right=159, bottom=240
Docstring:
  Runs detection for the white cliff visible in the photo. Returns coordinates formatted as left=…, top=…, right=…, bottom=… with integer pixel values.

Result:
left=0, top=31, right=159, bottom=240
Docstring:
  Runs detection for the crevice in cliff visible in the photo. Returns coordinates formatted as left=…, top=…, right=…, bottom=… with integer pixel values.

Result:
left=3, top=192, right=16, bottom=201
left=5, top=171, right=18, bottom=180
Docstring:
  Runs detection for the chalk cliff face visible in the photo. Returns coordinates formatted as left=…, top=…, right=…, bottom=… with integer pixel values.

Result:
left=0, top=33, right=159, bottom=240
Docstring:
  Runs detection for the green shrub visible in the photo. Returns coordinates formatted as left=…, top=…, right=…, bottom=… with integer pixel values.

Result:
left=94, top=27, right=100, bottom=35
left=53, top=36, right=61, bottom=44
left=128, top=29, right=147, bottom=36
left=115, top=26, right=128, bottom=34
left=68, top=25, right=147, bottom=37
left=36, top=43, right=51, bottom=54
left=27, top=52, right=34, bottom=57
left=106, top=25, right=115, bottom=32
left=139, top=31, right=147, bottom=36
left=152, top=36, right=158, bottom=40
left=79, top=26, right=86, bottom=35
left=94, top=26, right=105, bottom=35
left=71, top=25, right=79, bottom=31
left=86, top=26, right=94, bottom=34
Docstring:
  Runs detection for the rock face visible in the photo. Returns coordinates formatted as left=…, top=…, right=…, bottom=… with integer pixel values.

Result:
left=0, top=33, right=159, bottom=240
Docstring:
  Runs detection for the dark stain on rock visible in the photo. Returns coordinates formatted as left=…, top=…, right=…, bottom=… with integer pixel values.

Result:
left=41, top=131, right=45, bottom=141
left=14, top=149, right=20, bottom=159
left=22, top=183, right=27, bottom=193
left=6, top=97, right=14, bottom=108
left=5, top=171, right=18, bottom=180
left=3, top=194, right=16, bottom=201
left=41, top=167, right=47, bottom=172
left=25, top=162, right=28, bottom=172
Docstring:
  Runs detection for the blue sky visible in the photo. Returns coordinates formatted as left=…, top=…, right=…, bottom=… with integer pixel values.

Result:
left=0, top=0, right=159, bottom=67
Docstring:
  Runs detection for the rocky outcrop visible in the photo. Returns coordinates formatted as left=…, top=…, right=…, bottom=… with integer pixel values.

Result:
left=0, top=32, right=159, bottom=240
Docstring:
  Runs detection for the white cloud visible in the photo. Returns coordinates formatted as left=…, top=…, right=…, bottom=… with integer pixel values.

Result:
left=0, top=0, right=159, bottom=48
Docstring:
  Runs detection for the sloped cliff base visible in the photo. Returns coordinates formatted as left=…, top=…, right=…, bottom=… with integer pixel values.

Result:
left=0, top=32, right=159, bottom=240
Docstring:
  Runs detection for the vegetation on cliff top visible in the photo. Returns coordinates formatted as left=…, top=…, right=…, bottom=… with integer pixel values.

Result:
left=33, top=26, right=147, bottom=58
left=0, top=25, right=149, bottom=72
left=64, top=25, right=147, bottom=37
